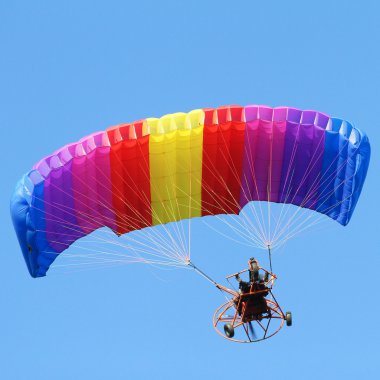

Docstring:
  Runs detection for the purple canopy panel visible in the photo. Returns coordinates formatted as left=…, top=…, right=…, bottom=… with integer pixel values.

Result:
left=71, top=142, right=98, bottom=235
left=36, top=155, right=79, bottom=252
left=80, top=132, right=116, bottom=232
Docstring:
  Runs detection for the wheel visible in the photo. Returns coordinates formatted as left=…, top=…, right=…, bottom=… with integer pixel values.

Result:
left=224, top=323, right=235, bottom=338
left=285, top=311, right=292, bottom=326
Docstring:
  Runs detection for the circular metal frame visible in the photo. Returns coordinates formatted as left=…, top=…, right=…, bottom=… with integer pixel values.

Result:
left=213, top=296, right=285, bottom=343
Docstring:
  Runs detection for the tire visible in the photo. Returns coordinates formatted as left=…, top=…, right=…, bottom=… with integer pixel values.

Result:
left=224, top=323, right=235, bottom=338
left=286, top=311, right=292, bottom=327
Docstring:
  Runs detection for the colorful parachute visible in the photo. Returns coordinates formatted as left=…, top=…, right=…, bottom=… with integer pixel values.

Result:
left=11, top=105, right=370, bottom=277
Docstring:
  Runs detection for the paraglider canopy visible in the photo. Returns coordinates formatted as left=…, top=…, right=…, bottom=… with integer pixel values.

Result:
left=10, top=105, right=370, bottom=277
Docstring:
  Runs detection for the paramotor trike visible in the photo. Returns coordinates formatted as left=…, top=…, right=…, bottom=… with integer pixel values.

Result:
left=213, top=263, right=292, bottom=343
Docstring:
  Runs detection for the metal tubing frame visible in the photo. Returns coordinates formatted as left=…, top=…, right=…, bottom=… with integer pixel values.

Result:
left=212, top=266, right=285, bottom=343
left=213, top=298, right=285, bottom=343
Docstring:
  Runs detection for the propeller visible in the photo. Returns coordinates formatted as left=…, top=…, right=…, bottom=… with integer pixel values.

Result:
left=248, top=321, right=257, bottom=340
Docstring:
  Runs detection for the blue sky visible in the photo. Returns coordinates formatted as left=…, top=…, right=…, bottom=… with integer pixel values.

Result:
left=1, top=1, right=379, bottom=379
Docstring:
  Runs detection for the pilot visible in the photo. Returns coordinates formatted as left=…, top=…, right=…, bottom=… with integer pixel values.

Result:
left=235, top=258, right=269, bottom=317
left=235, top=257, right=260, bottom=293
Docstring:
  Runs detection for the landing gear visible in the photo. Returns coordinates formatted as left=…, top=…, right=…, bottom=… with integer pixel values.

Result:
left=286, top=311, right=292, bottom=326
left=224, top=323, right=235, bottom=338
